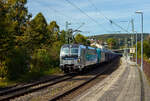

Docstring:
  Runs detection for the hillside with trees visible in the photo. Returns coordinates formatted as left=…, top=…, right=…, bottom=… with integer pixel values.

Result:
left=94, top=33, right=150, bottom=59
left=94, top=33, right=149, bottom=41
left=91, top=33, right=150, bottom=49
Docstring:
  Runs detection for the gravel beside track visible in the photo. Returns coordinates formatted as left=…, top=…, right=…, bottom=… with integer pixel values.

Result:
left=0, top=74, right=74, bottom=101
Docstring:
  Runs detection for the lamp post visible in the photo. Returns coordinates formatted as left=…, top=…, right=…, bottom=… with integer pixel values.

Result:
left=135, top=11, right=143, bottom=71
left=136, top=31, right=138, bottom=65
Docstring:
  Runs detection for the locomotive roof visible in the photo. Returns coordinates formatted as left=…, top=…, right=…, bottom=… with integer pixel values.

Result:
left=62, top=44, right=96, bottom=50
left=62, top=44, right=80, bottom=48
left=96, top=47, right=113, bottom=53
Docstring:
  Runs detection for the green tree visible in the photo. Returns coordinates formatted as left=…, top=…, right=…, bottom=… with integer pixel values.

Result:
left=0, top=1, right=15, bottom=59
left=86, top=40, right=91, bottom=46
left=6, top=47, right=30, bottom=80
left=5, top=0, right=30, bottom=35
left=24, top=12, right=48, bottom=50
left=143, top=41, right=150, bottom=58
left=136, top=41, right=150, bottom=58
left=47, top=21, right=60, bottom=42
left=75, top=34, right=87, bottom=45
left=148, top=35, right=150, bottom=43
left=0, top=0, right=69, bottom=80
left=107, top=38, right=117, bottom=49
left=60, top=30, right=67, bottom=43
left=0, top=0, right=30, bottom=58
left=0, top=0, right=31, bottom=79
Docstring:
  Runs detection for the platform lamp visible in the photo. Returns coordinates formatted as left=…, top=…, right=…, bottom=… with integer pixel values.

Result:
left=135, top=10, right=143, bottom=71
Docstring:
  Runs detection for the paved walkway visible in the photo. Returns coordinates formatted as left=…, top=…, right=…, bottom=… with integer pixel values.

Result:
left=72, top=57, right=150, bottom=101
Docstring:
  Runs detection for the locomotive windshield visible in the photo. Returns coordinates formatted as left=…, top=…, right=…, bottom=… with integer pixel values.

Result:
left=71, top=48, right=78, bottom=54
left=62, top=48, right=69, bottom=54
left=61, top=44, right=79, bottom=59
left=61, top=47, right=78, bottom=56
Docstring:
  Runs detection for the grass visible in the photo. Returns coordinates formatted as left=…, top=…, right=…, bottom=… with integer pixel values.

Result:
left=19, top=67, right=63, bottom=82
left=0, top=78, right=17, bottom=88
left=43, top=67, right=63, bottom=75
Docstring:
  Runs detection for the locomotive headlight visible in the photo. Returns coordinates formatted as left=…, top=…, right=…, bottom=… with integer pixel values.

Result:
left=77, top=58, right=81, bottom=62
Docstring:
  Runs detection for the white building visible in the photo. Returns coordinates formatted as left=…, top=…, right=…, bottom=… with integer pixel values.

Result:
left=91, top=42, right=105, bottom=48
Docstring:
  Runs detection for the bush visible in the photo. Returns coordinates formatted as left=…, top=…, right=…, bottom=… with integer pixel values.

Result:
left=30, top=49, right=52, bottom=73
left=0, top=61, right=7, bottom=79
left=0, top=41, right=63, bottom=81
left=48, top=41, right=63, bottom=67
left=6, top=47, right=30, bottom=80
left=136, top=41, right=150, bottom=59
left=30, top=41, right=62, bottom=73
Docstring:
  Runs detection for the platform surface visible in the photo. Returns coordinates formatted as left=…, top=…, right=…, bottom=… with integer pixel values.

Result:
left=72, top=57, right=150, bottom=101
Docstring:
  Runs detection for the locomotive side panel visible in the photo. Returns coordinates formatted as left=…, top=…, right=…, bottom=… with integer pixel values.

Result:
left=96, top=48, right=101, bottom=64
left=85, top=47, right=97, bottom=66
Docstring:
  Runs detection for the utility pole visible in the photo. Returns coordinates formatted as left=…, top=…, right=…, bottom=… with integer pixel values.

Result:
left=65, top=21, right=71, bottom=44
left=131, top=19, right=135, bottom=61
left=125, top=38, right=128, bottom=58
left=131, top=19, right=134, bottom=47
left=132, top=19, right=138, bottom=65
left=141, top=13, right=144, bottom=71
left=135, top=11, right=144, bottom=71
left=136, top=31, right=138, bottom=65
left=66, top=21, right=71, bottom=31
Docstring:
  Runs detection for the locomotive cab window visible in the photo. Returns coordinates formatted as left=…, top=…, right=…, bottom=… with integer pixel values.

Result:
left=71, top=48, right=78, bottom=54
left=62, top=48, right=69, bottom=54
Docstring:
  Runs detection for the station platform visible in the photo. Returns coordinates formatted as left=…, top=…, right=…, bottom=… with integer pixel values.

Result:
left=72, top=57, right=150, bottom=101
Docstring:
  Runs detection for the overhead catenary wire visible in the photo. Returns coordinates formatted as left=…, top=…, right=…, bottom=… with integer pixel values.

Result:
left=87, top=0, right=115, bottom=32
left=126, top=20, right=131, bottom=32
left=49, top=6, right=75, bottom=22
left=46, top=6, right=86, bottom=30
left=87, top=0, right=109, bottom=21
left=64, top=0, right=111, bottom=33
left=87, top=0, right=130, bottom=33
left=47, top=6, right=76, bottom=27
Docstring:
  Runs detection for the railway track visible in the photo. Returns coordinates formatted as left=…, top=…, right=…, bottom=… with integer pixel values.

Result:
left=49, top=64, right=110, bottom=101
left=49, top=58, right=120, bottom=101
left=0, top=73, right=76, bottom=101
left=1, top=58, right=120, bottom=101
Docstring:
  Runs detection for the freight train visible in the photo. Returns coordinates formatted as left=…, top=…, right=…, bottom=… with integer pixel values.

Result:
left=60, top=44, right=118, bottom=73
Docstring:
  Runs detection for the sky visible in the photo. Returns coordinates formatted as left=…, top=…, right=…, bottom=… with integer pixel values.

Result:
left=27, top=0, right=150, bottom=36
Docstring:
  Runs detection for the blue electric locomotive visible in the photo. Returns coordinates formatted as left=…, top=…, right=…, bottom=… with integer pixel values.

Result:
left=60, top=44, right=97, bottom=73
left=60, top=44, right=117, bottom=73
